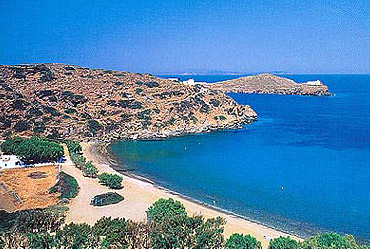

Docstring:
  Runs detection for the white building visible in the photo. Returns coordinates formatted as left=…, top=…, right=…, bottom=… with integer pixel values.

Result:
left=182, top=79, right=195, bottom=85
left=304, top=80, right=323, bottom=86
left=0, top=155, right=23, bottom=170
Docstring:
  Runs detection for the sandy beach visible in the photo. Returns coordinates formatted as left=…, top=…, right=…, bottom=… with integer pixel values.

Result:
left=64, top=142, right=302, bottom=248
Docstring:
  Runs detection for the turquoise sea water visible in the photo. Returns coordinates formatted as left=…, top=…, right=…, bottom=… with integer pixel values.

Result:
left=110, top=75, right=370, bottom=241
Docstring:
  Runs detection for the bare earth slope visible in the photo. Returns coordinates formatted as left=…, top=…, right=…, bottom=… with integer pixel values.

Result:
left=0, top=64, right=256, bottom=141
left=204, top=73, right=330, bottom=96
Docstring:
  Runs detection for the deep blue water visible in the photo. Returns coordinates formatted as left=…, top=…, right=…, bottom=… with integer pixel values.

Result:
left=110, top=75, right=370, bottom=241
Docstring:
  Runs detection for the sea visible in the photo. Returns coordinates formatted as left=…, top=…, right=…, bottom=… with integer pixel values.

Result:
left=109, top=74, right=370, bottom=242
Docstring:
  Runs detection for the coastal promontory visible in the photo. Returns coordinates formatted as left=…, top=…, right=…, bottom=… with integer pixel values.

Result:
left=204, top=73, right=330, bottom=96
left=0, top=64, right=257, bottom=141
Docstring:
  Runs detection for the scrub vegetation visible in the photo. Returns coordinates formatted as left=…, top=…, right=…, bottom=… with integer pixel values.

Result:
left=0, top=198, right=367, bottom=249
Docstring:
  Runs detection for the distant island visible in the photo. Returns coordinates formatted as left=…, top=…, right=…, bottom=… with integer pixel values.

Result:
left=201, top=74, right=331, bottom=96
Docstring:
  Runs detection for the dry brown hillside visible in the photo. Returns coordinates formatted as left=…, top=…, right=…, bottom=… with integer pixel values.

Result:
left=0, top=64, right=257, bottom=141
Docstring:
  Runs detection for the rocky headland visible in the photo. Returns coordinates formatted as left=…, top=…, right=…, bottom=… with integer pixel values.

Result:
left=0, top=64, right=257, bottom=141
left=204, top=73, right=330, bottom=96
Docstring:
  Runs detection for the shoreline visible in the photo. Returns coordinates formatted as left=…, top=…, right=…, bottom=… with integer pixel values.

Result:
left=68, top=142, right=303, bottom=248
left=95, top=142, right=306, bottom=238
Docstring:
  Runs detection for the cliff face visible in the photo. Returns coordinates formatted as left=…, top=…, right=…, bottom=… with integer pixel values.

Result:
left=0, top=64, right=257, bottom=141
left=204, top=74, right=330, bottom=96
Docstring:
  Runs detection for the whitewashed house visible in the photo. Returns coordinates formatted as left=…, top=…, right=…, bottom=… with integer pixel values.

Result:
left=0, top=155, right=23, bottom=170
left=182, top=79, right=195, bottom=85
left=304, top=80, right=323, bottom=86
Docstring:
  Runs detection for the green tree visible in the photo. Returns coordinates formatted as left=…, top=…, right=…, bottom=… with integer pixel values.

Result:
left=82, top=161, right=99, bottom=177
left=225, top=233, right=262, bottom=249
left=26, top=233, right=55, bottom=249
left=299, top=233, right=368, bottom=249
left=269, top=236, right=298, bottom=249
left=93, top=217, right=128, bottom=247
left=54, top=223, right=100, bottom=248
left=1, top=137, right=63, bottom=163
left=65, top=140, right=82, bottom=154
left=98, top=173, right=123, bottom=189
left=146, top=198, right=187, bottom=223
left=192, top=216, right=225, bottom=249
left=147, top=198, right=225, bottom=249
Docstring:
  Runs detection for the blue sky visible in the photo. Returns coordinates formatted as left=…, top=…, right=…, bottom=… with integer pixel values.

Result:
left=0, top=0, right=369, bottom=74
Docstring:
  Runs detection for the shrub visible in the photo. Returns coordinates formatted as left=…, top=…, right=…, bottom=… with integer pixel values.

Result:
left=64, top=108, right=77, bottom=114
left=107, top=100, right=117, bottom=106
left=209, top=98, right=221, bottom=107
left=12, top=99, right=27, bottom=110
left=13, top=120, right=30, bottom=132
left=90, top=192, right=124, bottom=206
left=12, top=67, right=25, bottom=79
left=39, top=69, right=54, bottom=82
left=0, top=117, right=11, bottom=130
left=225, top=233, right=262, bottom=249
left=144, top=81, right=159, bottom=88
left=28, top=107, right=43, bottom=116
left=120, top=113, right=131, bottom=122
left=98, top=173, right=123, bottom=189
left=118, top=99, right=142, bottom=109
left=113, top=73, right=126, bottom=77
left=65, top=140, right=82, bottom=154
left=269, top=236, right=298, bottom=249
left=33, top=124, right=46, bottom=134
left=200, top=103, right=210, bottom=113
left=42, top=106, right=61, bottom=116
left=82, top=161, right=99, bottom=178
left=214, top=115, right=227, bottom=121
left=87, top=119, right=103, bottom=134
left=70, top=152, right=86, bottom=169
left=49, top=172, right=79, bottom=199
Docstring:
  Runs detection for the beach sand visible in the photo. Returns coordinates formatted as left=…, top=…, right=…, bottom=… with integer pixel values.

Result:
left=64, top=142, right=302, bottom=248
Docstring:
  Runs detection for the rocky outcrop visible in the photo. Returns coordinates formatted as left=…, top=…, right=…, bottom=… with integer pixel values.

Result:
left=0, top=64, right=257, bottom=141
left=204, top=74, right=330, bottom=96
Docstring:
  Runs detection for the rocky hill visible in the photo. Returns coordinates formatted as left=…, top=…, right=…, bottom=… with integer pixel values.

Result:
left=204, top=74, right=330, bottom=96
left=0, top=64, right=257, bottom=141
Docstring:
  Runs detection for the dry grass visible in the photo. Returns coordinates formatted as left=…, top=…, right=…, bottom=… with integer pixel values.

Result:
left=0, top=165, right=59, bottom=210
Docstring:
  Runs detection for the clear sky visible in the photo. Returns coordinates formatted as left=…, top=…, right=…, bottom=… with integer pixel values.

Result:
left=0, top=0, right=369, bottom=74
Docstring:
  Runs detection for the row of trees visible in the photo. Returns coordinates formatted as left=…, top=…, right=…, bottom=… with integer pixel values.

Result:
left=0, top=198, right=367, bottom=249
left=1, top=137, right=64, bottom=163
left=65, top=140, right=123, bottom=189
left=66, top=140, right=99, bottom=178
